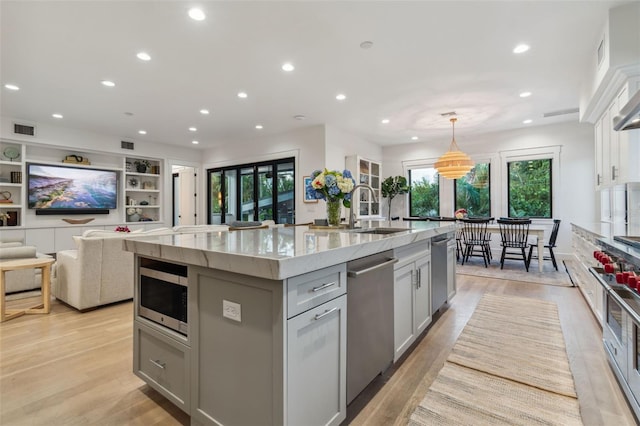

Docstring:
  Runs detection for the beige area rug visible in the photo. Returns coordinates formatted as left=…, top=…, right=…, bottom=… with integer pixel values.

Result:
left=409, top=293, right=582, bottom=425
left=456, top=256, right=573, bottom=286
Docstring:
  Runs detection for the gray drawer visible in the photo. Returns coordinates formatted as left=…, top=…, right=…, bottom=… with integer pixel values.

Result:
left=134, top=321, right=190, bottom=413
left=287, top=263, right=346, bottom=318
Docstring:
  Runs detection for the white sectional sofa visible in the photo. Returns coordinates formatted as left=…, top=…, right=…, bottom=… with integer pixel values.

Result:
left=54, top=225, right=230, bottom=311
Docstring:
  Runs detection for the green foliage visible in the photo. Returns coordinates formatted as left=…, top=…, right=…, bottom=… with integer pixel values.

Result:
left=508, top=159, right=551, bottom=218
left=410, top=176, right=439, bottom=217
left=381, top=176, right=410, bottom=200
left=455, top=163, right=490, bottom=216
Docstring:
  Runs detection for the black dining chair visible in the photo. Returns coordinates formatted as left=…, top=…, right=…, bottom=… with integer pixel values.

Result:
left=527, top=219, right=561, bottom=271
left=459, top=217, right=493, bottom=267
left=497, top=218, right=532, bottom=271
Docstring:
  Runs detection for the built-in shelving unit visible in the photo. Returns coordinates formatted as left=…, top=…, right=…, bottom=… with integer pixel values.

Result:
left=125, top=157, right=162, bottom=223
left=0, top=142, right=25, bottom=227
left=345, top=155, right=382, bottom=218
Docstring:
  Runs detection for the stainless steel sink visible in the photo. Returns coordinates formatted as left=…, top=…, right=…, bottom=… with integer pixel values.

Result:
left=353, top=227, right=408, bottom=235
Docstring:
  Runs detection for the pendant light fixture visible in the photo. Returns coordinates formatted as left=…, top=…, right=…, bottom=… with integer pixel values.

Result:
left=434, top=117, right=474, bottom=179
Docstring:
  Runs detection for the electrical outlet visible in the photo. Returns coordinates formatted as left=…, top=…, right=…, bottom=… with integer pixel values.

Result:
left=223, top=300, right=241, bottom=322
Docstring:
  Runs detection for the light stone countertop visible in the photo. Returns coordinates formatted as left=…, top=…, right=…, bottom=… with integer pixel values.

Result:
left=123, top=220, right=455, bottom=280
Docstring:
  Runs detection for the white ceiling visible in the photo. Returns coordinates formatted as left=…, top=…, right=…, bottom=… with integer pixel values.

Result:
left=0, top=0, right=627, bottom=149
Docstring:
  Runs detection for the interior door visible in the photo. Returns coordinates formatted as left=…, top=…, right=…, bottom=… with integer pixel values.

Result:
left=178, top=167, right=196, bottom=225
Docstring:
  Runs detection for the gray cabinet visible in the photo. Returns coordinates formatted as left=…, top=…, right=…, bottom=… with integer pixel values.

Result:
left=287, top=294, right=347, bottom=426
left=133, top=321, right=190, bottom=413
left=393, top=242, right=431, bottom=361
left=189, top=263, right=346, bottom=426
left=446, top=238, right=457, bottom=301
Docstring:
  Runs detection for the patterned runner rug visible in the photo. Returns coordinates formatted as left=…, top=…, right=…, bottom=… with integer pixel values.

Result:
left=409, top=293, right=582, bottom=425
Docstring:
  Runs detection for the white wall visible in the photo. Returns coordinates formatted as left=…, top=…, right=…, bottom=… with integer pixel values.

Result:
left=382, top=121, right=596, bottom=257
left=202, top=125, right=326, bottom=224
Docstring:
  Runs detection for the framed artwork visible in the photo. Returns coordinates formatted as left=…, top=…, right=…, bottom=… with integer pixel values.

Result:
left=303, top=176, right=318, bottom=203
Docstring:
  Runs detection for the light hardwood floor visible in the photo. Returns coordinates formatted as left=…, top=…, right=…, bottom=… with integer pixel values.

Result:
left=0, top=275, right=637, bottom=425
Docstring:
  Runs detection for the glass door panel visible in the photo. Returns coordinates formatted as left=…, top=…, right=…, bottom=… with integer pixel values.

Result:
left=225, top=170, right=238, bottom=223
left=277, top=162, right=295, bottom=224
left=257, top=165, right=273, bottom=221
left=240, top=167, right=255, bottom=221
left=210, top=171, right=223, bottom=224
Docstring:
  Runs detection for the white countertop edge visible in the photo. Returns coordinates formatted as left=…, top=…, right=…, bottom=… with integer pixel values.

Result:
left=123, top=223, right=455, bottom=280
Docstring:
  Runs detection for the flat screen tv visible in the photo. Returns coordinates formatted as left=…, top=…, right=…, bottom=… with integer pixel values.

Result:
left=27, top=163, right=118, bottom=215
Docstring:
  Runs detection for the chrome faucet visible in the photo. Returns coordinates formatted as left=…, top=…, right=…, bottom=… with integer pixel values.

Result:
left=348, top=184, right=377, bottom=229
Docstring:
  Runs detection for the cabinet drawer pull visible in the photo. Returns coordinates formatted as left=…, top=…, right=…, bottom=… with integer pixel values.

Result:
left=150, top=359, right=166, bottom=369
left=312, top=281, right=337, bottom=292
left=314, top=307, right=338, bottom=321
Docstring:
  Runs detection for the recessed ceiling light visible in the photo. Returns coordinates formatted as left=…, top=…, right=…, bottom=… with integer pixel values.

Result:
left=523, top=119, right=533, bottom=124
left=513, top=44, right=530, bottom=54
left=255, top=124, right=263, bottom=129
left=4, top=83, right=19, bottom=91
left=360, top=41, right=374, bottom=49
left=294, top=115, right=306, bottom=120
left=200, top=109, right=210, bottom=115
left=101, top=80, right=115, bottom=87
left=237, top=92, right=248, bottom=99
left=411, top=136, right=418, bottom=141
left=336, top=93, right=347, bottom=101
left=281, top=62, right=295, bottom=72
left=136, top=52, right=151, bottom=61
left=138, top=130, right=147, bottom=135
left=188, top=127, right=197, bottom=132
left=188, top=8, right=205, bottom=21
left=519, top=91, right=532, bottom=98
left=124, top=112, right=134, bottom=116
left=52, top=113, right=63, bottom=119
left=192, top=140, right=199, bottom=145
left=381, top=119, right=390, bottom=124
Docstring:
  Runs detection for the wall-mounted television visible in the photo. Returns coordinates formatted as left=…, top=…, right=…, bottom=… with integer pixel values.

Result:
left=27, top=163, right=118, bottom=215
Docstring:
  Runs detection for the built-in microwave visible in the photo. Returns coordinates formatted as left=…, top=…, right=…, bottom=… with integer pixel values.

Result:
left=138, top=257, right=188, bottom=336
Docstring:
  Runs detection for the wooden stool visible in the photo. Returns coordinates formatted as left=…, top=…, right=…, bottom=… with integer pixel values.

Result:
left=0, top=257, right=55, bottom=322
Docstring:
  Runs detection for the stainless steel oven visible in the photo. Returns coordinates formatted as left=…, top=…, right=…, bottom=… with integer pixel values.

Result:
left=138, top=257, right=188, bottom=336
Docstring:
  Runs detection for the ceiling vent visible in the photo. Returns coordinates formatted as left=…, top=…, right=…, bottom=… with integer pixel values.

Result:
left=543, top=107, right=579, bottom=118
left=440, top=111, right=457, bottom=117
left=13, top=122, right=36, bottom=136
left=121, top=141, right=135, bottom=150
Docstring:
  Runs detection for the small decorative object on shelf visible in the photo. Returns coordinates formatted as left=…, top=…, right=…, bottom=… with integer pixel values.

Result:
left=139, top=200, right=149, bottom=205
left=3, top=146, right=20, bottom=161
left=0, top=212, right=9, bottom=226
left=306, top=168, right=355, bottom=226
left=115, top=225, right=131, bottom=233
left=0, top=191, right=12, bottom=204
left=134, top=159, right=150, bottom=173
left=5, top=211, right=17, bottom=226
left=129, top=178, right=139, bottom=188
left=127, top=207, right=142, bottom=222
left=381, top=176, right=410, bottom=222
left=63, top=154, right=90, bottom=165
left=142, top=181, right=155, bottom=190
left=10, top=171, right=22, bottom=183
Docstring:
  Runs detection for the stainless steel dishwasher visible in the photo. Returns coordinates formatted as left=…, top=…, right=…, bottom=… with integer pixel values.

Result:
left=431, top=232, right=455, bottom=313
left=346, top=251, right=398, bottom=404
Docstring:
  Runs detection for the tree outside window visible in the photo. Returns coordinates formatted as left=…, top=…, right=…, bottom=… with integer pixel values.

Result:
left=455, top=163, right=490, bottom=217
left=409, top=167, right=439, bottom=217
left=507, top=159, right=551, bottom=218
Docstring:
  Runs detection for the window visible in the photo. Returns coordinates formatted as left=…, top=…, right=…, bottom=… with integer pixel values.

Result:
left=507, top=159, right=551, bottom=218
left=408, top=167, right=439, bottom=217
left=455, top=163, right=490, bottom=217
left=207, top=158, right=295, bottom=224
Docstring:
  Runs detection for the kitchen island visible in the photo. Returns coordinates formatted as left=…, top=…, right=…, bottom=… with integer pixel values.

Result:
left=124, top=221, right=456, bottom=426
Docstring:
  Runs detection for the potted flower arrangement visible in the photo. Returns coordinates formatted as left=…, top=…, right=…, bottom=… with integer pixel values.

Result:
left=114, top=225, right=131, bottom=233
left=127, top=207, right=142, bottom=222
left=381, top=176, right=410, bottom=222
left=306, top=169, right=355, bottom=226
